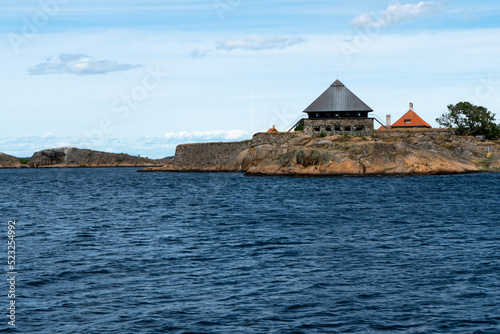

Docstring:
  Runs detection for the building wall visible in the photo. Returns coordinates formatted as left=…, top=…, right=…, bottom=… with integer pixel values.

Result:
left=251, top=132, right=301, bottom=146
left=375, top=128, right=454, bottom=138
left=174, top=141, right=252, bottom=168
left=303, top=118, right=374, bottom=136
left=173, top=133, right=302, bottom=168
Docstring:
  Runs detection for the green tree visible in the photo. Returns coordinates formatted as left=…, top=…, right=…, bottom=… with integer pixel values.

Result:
left=436, top=102, right=500, bottom=139
left=294, top=119, right=304, bottom=132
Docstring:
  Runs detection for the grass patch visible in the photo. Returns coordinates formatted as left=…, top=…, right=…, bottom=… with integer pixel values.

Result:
left=440, top=143, right=455, bottom=150
left=19, top=158, right=30, bottom=165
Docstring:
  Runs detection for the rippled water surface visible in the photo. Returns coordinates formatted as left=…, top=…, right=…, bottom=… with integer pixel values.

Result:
left=1, top=168, right=500, bottom=333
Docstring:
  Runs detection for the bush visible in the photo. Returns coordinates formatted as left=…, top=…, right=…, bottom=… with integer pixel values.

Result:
left=294, top=119, right=304, bottom=132
left=318, top=131, right=326, bottom=138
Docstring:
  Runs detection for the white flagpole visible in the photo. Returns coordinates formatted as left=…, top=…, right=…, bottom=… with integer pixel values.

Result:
left=252, top=87, right=254, bottom=135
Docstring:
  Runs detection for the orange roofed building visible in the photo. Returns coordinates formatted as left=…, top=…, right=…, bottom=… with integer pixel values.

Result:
left=379, top=103, right=432, bottom=129
left=267, top=125, right=279, bottom=133
left=392, top=103, right=431, bottom=128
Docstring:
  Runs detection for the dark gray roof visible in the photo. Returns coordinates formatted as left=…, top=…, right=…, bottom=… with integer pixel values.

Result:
left=304, top=79, right=373, bottom=113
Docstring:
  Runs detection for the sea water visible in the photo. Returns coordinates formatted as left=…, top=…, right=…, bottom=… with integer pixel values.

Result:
left=1, top=168, right=499, bottom=333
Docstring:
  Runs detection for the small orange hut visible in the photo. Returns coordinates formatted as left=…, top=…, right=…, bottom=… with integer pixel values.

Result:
left=267, top=125, right=279, bottom=133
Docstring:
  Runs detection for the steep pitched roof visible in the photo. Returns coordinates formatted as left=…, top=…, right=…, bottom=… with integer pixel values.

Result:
left=392, top=109, right=431, bottom=128
left=267, top=126, right=278, bottom=133
left=304, top=79, right=373, bottom=113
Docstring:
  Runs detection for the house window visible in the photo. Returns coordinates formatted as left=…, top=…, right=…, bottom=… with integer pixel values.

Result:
left=355, top=125, right=365, bottom=131
left=326, top=126, right=332, bottom=131
left=335, top=125, right=341, bottom=131
left=345, top=126, right=351, bottom=131
left=326, top=113, right=331, bottom=117
left=335, top=113, right=340, bottom=117
left=356, top=112, right=362, bottom=117
left=313, top=126, right=321, bottom=131
left=315, top=113, right=320, bottom=118
left=405, top=119, right=411, bottom=123
left=345, top=112, right=350, bottom=117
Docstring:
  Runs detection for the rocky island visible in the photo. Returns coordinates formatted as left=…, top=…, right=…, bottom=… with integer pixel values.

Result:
left=139, top=80, right=500, bottom=177
left=3, top=79, right=498, bottom=176
left=0, top=153, right=24, bottom=168
left=0, top=147, right=168, bottom=168
left=139, top=130, right=500, bottom=176
left=2, top=133, right=498, bottom=175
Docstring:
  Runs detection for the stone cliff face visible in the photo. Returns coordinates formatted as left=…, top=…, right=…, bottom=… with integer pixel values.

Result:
left=141, top=134, right=500, bottom=176
left=0, top=153, right=22, bottom=168
left=28, top=147, right=166, bottom=168
left=236, top=135, right=492, bottom=176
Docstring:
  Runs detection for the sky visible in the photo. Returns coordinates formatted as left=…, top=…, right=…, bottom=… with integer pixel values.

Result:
left=1, top=0, right=500, bottom=158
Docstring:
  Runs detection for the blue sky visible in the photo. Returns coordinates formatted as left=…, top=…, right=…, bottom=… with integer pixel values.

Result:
left=1, top=0, right=500, bottom=158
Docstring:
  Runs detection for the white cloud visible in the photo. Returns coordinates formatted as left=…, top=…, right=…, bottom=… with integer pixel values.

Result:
left=215, top=36, right=306, bottom=51
left=164, top=130, right=249, bottom=141
left=351, top=1, right=442, bottom=29
left=28, top=53, right=145, bottom=76
left=190, top=35, right=306, bottom=59
left=0, top=135, right=177, bottom=159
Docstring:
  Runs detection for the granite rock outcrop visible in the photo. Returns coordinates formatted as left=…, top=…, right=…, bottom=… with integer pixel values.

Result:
left=141, top=134, right=500, bottom=176
left=28, top=147, right=166, bottom=168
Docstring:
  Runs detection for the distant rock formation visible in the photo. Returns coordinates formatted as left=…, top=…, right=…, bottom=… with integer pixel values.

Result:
left=0, top=153, right=22, bottom=168
left=140, top=134, right=500, bottom=176
left=28, top=147, right=167, bottom=168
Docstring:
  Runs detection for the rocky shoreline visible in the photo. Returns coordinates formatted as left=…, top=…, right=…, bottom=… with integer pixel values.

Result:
left=2, top=135, right=499, bottom=176
left=139, top=134, right=500, bottom=176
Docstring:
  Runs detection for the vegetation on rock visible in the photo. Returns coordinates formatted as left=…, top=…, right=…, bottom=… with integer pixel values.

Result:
left=294, top=119, right=304, bottom=132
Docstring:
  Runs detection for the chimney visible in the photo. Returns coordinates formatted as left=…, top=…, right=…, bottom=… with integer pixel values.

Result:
left=409, top=102, right=414, bottom=111
left=386, top=114, right=391, bottom=127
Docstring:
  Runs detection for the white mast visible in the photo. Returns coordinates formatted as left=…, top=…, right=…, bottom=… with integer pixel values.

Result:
left=251, top=87, right=254, bottom=135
